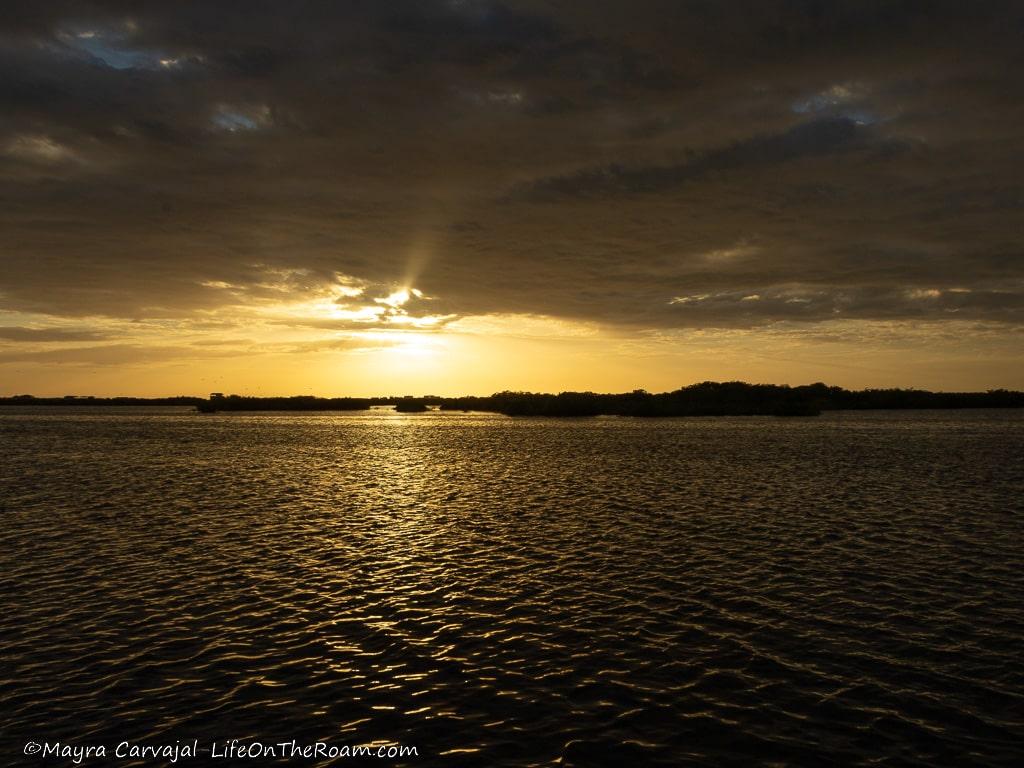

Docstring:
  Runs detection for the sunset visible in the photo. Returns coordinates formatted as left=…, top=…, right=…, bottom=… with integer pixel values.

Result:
left=2, top=3, right=1023, bottom=767
left=2, top=2, right=1022, bottom=395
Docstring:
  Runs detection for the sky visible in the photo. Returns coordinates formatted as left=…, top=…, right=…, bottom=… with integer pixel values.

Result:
left=1, top=0, right=1022, bottom=396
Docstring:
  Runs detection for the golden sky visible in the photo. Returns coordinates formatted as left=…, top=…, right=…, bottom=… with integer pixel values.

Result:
left=2, top=2, right=1023, bottom=395
left=3, top=299, right=1021, bottom=396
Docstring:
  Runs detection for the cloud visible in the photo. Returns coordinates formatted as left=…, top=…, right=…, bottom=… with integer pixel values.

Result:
left=0, top=326, right=109, bottom=341
left=663, top=286, right=1024, bottom=327
left=0, top=343, right=238, bottom=365
left=210, top=103, right=272, bottom=132
left=4, top=134, right=82, bottom=164
left=0, top=0, right=1021, bottom=344
left=511, top=117, right=907, bottom=199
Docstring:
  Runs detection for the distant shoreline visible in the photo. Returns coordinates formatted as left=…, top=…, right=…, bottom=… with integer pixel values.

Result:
left=3, top=382, right=1023, bottom=417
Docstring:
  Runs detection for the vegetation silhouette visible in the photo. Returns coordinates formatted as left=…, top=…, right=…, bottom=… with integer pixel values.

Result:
left=5, top=383, right=1023, bottom=416
left=394, top=399, right=429, bottom=413
left=437, top=382, right=1024, bottom=417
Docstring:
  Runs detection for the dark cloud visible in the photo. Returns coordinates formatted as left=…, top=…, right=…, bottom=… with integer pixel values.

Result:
left=664, top=287, right=1024, bottom=327
left=0, top=0, right=1022, bottom=333
left=512, top=117, right=907, bottom=199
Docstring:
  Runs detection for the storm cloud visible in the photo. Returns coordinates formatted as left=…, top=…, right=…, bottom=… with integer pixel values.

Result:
left=1, top=0, right=1022, bottom=337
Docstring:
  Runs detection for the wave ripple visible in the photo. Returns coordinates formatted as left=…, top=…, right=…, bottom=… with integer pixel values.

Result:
left=1, top=408, right=1023, bottom=766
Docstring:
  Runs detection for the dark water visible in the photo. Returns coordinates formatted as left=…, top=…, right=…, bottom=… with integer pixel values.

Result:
left=1, top=408, right=1023, bottom=767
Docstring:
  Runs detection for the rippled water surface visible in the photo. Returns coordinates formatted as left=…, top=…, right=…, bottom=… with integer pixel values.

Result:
left=2, top=408, right=1023, bottom=766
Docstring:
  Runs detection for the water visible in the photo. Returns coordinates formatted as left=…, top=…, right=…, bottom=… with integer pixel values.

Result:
left=1, top=408, right=1022, bottom=766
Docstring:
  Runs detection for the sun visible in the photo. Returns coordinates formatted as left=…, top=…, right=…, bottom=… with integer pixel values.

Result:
left=354, top=329, right=443, bottom=360
left=390, top=333, right=437, bottom=358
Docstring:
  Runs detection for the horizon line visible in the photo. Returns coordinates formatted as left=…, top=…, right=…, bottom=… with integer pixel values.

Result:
left=4, top=380, right=1024, bottom=401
